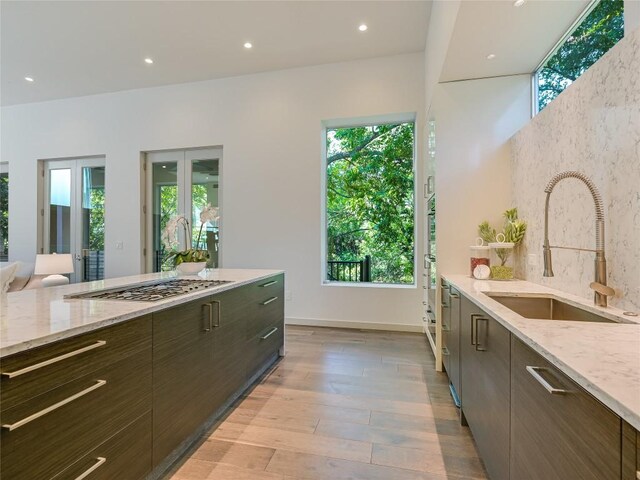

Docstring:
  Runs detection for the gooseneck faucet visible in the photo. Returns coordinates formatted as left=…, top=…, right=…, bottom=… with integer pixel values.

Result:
left=543, top=171, right=614, bottom=307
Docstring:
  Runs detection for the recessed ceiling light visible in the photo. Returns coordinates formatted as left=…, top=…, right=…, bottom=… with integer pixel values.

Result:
left=244, top=42, right=253, bottom=49
left=144, top=58, right=154, bottom=64
left=513, top=0, right=526, bottom=6
left=358, top=24, right=368, bottom=32
left=24, top=76, right=34, bottom=82
left=486, top=54, right=496, bottom=60
left=162, top=165, right=167, bottom=169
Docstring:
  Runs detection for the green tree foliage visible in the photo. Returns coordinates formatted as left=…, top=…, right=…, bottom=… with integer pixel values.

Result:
left=88, top=188, right=105, bottom=250
left=327, top=123, right=415, bottom=284
left=537, top=0, right=623, bottom=111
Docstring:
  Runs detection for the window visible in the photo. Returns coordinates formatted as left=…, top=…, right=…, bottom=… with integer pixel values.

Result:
left=323, top=120, right=415, bottom=286
left=0, top=163, right=8, bottom=262
left=535, top=0, right=624, bottom=113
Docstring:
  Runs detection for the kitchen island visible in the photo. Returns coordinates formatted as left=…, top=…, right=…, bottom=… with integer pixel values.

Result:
left=0, top=269, right=285, bottom=480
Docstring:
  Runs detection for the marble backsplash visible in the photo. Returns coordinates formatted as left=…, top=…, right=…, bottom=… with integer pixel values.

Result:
left=511, top=26, right=640, bottom=312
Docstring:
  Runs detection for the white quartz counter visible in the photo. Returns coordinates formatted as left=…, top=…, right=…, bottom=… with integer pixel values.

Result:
left=443, top=274, right=640, bottom=431
left=0, top=269, right=283, bottom=358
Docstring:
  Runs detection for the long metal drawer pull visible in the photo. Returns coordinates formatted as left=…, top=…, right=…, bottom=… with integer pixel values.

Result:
left=442, top=347, right=450, bottom=356
left=261, top=297, right=278, bottom=306
left=260, top=280, right=278, bottom=287
left=75, top=457, right=107, bottom=480
left=203, top=303, right=213, bottom=332
left=526, top=366, right=569, bottom=395
left=449, top=292, right=460, bottom=299
left=260, top=327, right=278, bottom=340
left=470, top=314, right=482, bottom=345
left=2, top=379, right=107, bottom=431
left=1, top=341, right=107, bottom=378
left=475, top=317, right=488, bottom=352
left=212, top=300, right=221, bottom=327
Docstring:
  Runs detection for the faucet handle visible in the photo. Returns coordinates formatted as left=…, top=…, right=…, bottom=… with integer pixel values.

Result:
left=590, top=282, right=615, bottom=297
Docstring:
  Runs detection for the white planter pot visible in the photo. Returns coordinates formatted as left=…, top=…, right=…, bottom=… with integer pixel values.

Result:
left=175, top=262, right=207, bottom=275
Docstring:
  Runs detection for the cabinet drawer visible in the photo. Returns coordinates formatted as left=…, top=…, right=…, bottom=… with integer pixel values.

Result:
left=247, top=323, right=284, bottom=378
left=0, top=349, right=151, bottom=480
left=510, top=337, right=620, bottom=480
left=246, top=274, right=284, bottom=303
left=51, top=412, right=152, bottom=480
left=1, top=315, right=151, bottom=410
left=246, top=295, right=284, bottom=340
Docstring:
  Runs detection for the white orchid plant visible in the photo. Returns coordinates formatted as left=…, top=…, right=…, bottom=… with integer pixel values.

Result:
left=162, top=204, right=219, bottom=266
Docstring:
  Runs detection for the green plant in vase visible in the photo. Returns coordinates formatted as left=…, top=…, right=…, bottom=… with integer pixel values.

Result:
left=478, top=208, right=527, bottom=280
left=162, top=204, right=219, bottom=268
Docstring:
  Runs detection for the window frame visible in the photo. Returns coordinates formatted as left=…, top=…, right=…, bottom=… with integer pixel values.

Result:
left=532, top=0, right=618, bottom=115
left=320, top=113, right=418, bottom=289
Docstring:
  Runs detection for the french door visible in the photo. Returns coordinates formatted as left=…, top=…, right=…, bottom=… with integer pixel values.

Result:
left=145, top=147, right=221, bottom=272
left=43, top=157, right=106, bottom=283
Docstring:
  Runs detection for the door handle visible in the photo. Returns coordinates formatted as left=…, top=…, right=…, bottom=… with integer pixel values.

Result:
left=203, top=303, right=213, bottom=332
left=526, top=366, right=570, bottom=394
left=470, top=314, right=482, bottom=345
left=475, top=317, right=488, bottom=351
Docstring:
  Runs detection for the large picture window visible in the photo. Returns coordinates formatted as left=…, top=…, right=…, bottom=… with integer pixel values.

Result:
left=324, top=120, right=415, bottom=286
left=535, top=0, right=623, bottom=112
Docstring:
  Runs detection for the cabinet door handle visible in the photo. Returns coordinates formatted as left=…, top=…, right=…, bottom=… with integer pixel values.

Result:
left=75, top=457, right=107, bottom=480
left=475, top=317, right=488, bottom=352
left=212, top=300, right=221, bottom=327
left=2, top=380, right=107, bottom=431
left=470, top=314, right=482, bottom=345
left=261, top=297, right=278, bottom=306
left=1, top=341, right=106, bottom=378
left=203, top=303, right=213, bottom=332
left=441, top=324, right=450, bottom=332
left=442, top=347, right=450, bottom=356
left=261, top=280, right=278, bottom=287
left=260, top=327, right=278, bottom=340
left=450, top=292, right=459, bottom=299
left=441, top=303, right=449, bottom=309
left=526, top=366, right=570, bottom=395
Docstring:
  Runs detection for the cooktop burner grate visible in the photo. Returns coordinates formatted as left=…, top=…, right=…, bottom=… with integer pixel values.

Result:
left=65, top=279, right=232, bottom=302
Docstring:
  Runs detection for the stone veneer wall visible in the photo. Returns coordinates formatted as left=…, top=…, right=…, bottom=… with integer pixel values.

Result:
left=511, top=26, right=640, bottom=312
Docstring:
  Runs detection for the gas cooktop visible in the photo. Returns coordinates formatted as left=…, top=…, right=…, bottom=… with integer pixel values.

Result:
left=65, top=279, right=232, bottom=302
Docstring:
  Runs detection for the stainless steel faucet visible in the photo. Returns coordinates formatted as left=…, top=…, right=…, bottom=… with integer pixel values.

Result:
left=543, top=171, right=614, bottom=307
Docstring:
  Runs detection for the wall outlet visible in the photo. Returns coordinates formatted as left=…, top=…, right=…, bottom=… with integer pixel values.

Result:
left=285, top=290, right=292, bottom=301
left=527, top=254, right=538, bottom=267
left=116, top=241, right=123, bottom=250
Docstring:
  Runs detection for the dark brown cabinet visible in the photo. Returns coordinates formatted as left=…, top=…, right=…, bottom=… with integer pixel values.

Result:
left=152, top=295, right=217, bottom=467
left=0, top=315, right=152, bottom=480
left=510, top=336, right=621, bottom=480
left=447, top=285, right=461, bottom=399
left=460, top=295, right=511, bottom=480
left=152, top=274, right=285, bottom=471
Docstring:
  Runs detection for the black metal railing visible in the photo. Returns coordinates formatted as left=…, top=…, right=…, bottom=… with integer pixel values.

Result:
left=327, top=255, right=371, bottom=282
left=83, top=250, right=104, bottom=281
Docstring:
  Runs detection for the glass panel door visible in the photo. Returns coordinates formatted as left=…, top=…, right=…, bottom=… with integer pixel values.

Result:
left=189, top=156, right=219, bottom=268
left=146, top=148, right=222, bottom=272
left=80, top=166, right=105, bottom=281
left=45, top=158, right=105, bottom=283
left=151, top=160, right=179, bottom=271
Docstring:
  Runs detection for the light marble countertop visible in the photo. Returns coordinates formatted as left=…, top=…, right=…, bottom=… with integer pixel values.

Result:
left=0, top=268, right=283, bottom=358
left=443, top=274, right=640, bottom=431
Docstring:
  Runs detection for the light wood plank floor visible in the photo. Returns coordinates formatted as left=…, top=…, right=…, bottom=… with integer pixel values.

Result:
left=166, top=326, right=487, bottom=480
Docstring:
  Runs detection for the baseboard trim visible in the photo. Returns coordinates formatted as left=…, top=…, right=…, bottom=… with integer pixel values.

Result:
left=285, top=317, right=423, bottom=333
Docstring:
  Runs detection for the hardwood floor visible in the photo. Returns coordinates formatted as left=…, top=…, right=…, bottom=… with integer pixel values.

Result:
left=166, top=326, right=487, bottom=480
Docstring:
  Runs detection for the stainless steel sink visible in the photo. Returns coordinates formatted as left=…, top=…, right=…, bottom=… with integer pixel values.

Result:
left=484, top=294, right=617, bottom=323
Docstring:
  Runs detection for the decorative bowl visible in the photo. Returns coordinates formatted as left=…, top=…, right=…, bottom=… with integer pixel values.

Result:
left=175, top=262, right=207, bottom=275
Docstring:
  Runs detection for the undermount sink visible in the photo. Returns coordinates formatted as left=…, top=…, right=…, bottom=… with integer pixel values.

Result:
left=484, top=294, right=618, bottom=323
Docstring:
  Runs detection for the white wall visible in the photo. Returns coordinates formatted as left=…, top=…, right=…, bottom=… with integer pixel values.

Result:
left=1, top=53, right=425, bottom=330
left=432, top=75, right=532, bottom=278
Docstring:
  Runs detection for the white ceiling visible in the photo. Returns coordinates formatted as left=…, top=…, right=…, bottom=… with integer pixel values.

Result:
left=0, top=0, right=431, bottom=106
left=441, top=0, right=590, bottom=82
left=1, top=0, right=593, bottom=106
